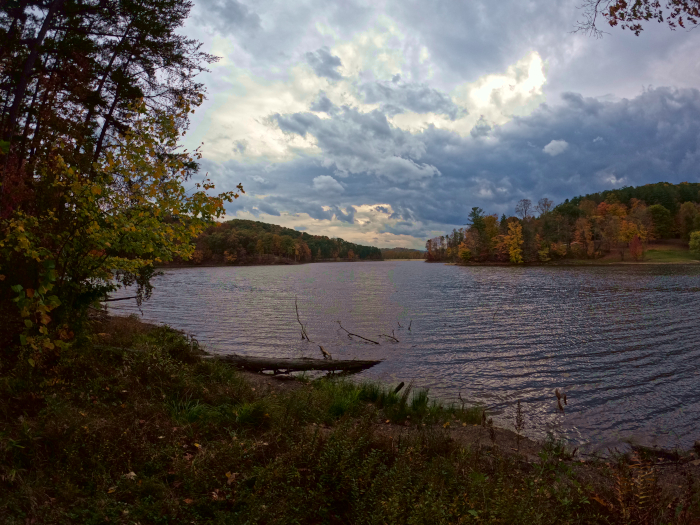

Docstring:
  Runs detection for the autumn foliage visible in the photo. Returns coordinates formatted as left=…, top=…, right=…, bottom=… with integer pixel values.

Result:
left=428, top=184, right=700, bottom=264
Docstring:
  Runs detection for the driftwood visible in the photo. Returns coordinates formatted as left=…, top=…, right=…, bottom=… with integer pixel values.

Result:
left=318, top=345, right=332, bottom=359
left=103, top=296, right=138, bottom=302
left=208, top=354, right=381, bottom=374
left=337, top=321, right=380, bottom=344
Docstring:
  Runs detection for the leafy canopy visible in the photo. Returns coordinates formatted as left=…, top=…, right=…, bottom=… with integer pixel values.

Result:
left=0, top=100, right=242, bottom=358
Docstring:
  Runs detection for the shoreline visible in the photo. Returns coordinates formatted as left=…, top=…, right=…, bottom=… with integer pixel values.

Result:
left=447, top=259, right=700, bottom=267
left=5, top=313, right=700, bottom=522
left=159, top=257, right=385, bottom=269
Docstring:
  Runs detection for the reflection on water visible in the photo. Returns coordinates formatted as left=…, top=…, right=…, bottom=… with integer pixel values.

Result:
left=109, top=261, right=700, bottom=453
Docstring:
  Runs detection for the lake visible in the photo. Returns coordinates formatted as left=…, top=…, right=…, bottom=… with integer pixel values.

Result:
left=109, top=261, right=700, bottom=455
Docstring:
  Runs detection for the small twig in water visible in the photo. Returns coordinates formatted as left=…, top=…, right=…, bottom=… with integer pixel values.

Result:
left=393, top=382, right=405, bottom=394
left=319, top=345, right=332, bottom=360
left=458, top=391, right=465, bottom=411
left=408, top=320, right=412, bottom=331
left=295, top=297, right=313, bottom=342
left=397, top=321, right=402, bottom=328
left=555, top=388, right=564, bottom=413
left=337, top=321, right=380, bottom=344
left=380, top=334, right=400, bottom=342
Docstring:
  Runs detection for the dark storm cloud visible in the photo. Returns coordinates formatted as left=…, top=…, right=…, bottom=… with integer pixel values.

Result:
left=229, top=87, right=700, bottom=238
left=255, top=201, right=281, bottom=216
left=414, top=87, right=700, bottom=221
left=305, top=47, right=343, bottom=80
left=271, top=107, right=434, bottom=181
left=358, top=80, right=466, bottom=120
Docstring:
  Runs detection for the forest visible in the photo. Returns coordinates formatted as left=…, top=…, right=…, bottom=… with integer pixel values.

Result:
left=180, top=219, right=383, bottom=265
left=380, top=247, right=426, bottom=259
left=427, top=182, right=700, bottom=264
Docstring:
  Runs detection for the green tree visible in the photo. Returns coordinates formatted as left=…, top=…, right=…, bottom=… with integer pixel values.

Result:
left=467, top=207, right=486, bottom=233
left=648, top=204, right=673, bottom=239
left=678, top=202, right=700, bottom=241
left=690, top=231, right=700, bottom=258
left=0, top=101, right=242, bottom=355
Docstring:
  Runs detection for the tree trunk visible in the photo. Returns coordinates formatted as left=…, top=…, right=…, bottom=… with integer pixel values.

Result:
left=4, top=0, right=67, bottom=142
left=205, top=354, right=382, bottom=373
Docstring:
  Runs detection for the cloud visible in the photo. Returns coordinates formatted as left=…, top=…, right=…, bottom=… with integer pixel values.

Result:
left=376, top=157, right=440, bottom=182
left=359, top=80, right=466, bottom=120
left=543, top=139, right=569, bottom=156
left=255, top=201, right=281, bottom=216
left=215, top=87, right=700, bottom=248
left=313, top=175, right=345, bottom=193
left=305, top=47, right=344, bottom=80
left=181, top=0, right=700, bottom=248
left=470, top=116, right=492, bottom=138
left=309, top=91, right=338, bottom=114
left=195, top=0, right=261, bottom=34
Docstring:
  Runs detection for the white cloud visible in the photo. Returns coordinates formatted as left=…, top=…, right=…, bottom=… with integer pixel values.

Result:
left=543, top=139, right=568, bottom=156
left=313, top=175, right=344, bottom=193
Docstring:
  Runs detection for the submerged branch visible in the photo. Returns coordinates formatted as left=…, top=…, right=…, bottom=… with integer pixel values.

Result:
left=295, top=296, right=313, bottom=342
left=337, top=321, right=380, bottom=345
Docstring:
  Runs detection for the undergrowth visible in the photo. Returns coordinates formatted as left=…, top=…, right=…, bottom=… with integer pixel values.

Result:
left=1, top=315, right=698, bottom=524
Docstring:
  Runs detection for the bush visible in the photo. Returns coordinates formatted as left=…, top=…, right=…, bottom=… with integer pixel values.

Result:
left=690, top=231, right=700, bottom=258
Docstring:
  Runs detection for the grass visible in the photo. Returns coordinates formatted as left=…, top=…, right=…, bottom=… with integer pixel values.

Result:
left=643, top=244, right=698, bottom=263
left=1, top=315, right=699, bottom=524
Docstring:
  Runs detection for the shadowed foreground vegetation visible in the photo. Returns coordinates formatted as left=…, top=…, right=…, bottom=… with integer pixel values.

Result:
left=2, top=316, right=699, bottom=524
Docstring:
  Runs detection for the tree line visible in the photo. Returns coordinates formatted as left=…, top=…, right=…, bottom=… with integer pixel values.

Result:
left=177, top=219, right=382, bottom=265
left=427, top=182, right=700, bottom=264
left=380, top=247, right=426, bottom=260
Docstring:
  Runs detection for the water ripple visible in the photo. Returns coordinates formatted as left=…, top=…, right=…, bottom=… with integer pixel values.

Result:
left=109, top=261, right=700, bottom=453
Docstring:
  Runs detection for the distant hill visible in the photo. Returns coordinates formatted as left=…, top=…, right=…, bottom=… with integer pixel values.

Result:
left=380, top=247, right=426, bottom=259
left=560, top=182, right=700, bottom=214
left=178, top=219, right=382, bottom=265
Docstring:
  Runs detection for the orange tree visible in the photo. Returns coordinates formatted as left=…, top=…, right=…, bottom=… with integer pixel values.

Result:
left=0, top=100, right=242, bottom=362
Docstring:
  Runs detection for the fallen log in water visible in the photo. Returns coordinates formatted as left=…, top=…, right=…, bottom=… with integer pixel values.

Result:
left=206, top=354, right=382, bottom=374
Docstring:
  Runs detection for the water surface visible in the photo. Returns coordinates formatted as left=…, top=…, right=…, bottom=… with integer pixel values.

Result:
left=110, top=261, right=700, bottom=454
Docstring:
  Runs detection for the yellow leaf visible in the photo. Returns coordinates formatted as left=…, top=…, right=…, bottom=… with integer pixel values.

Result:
left=184, top=498, right=194, bottom=504
left=108, top=487, right=117, bottom=494
left=194, top=443, right=201, bottom=448
left=91, top=185, right=102, bottom=195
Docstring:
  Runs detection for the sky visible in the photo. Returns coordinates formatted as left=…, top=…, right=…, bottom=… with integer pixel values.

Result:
left=180, top=0, right=700, bottom=249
